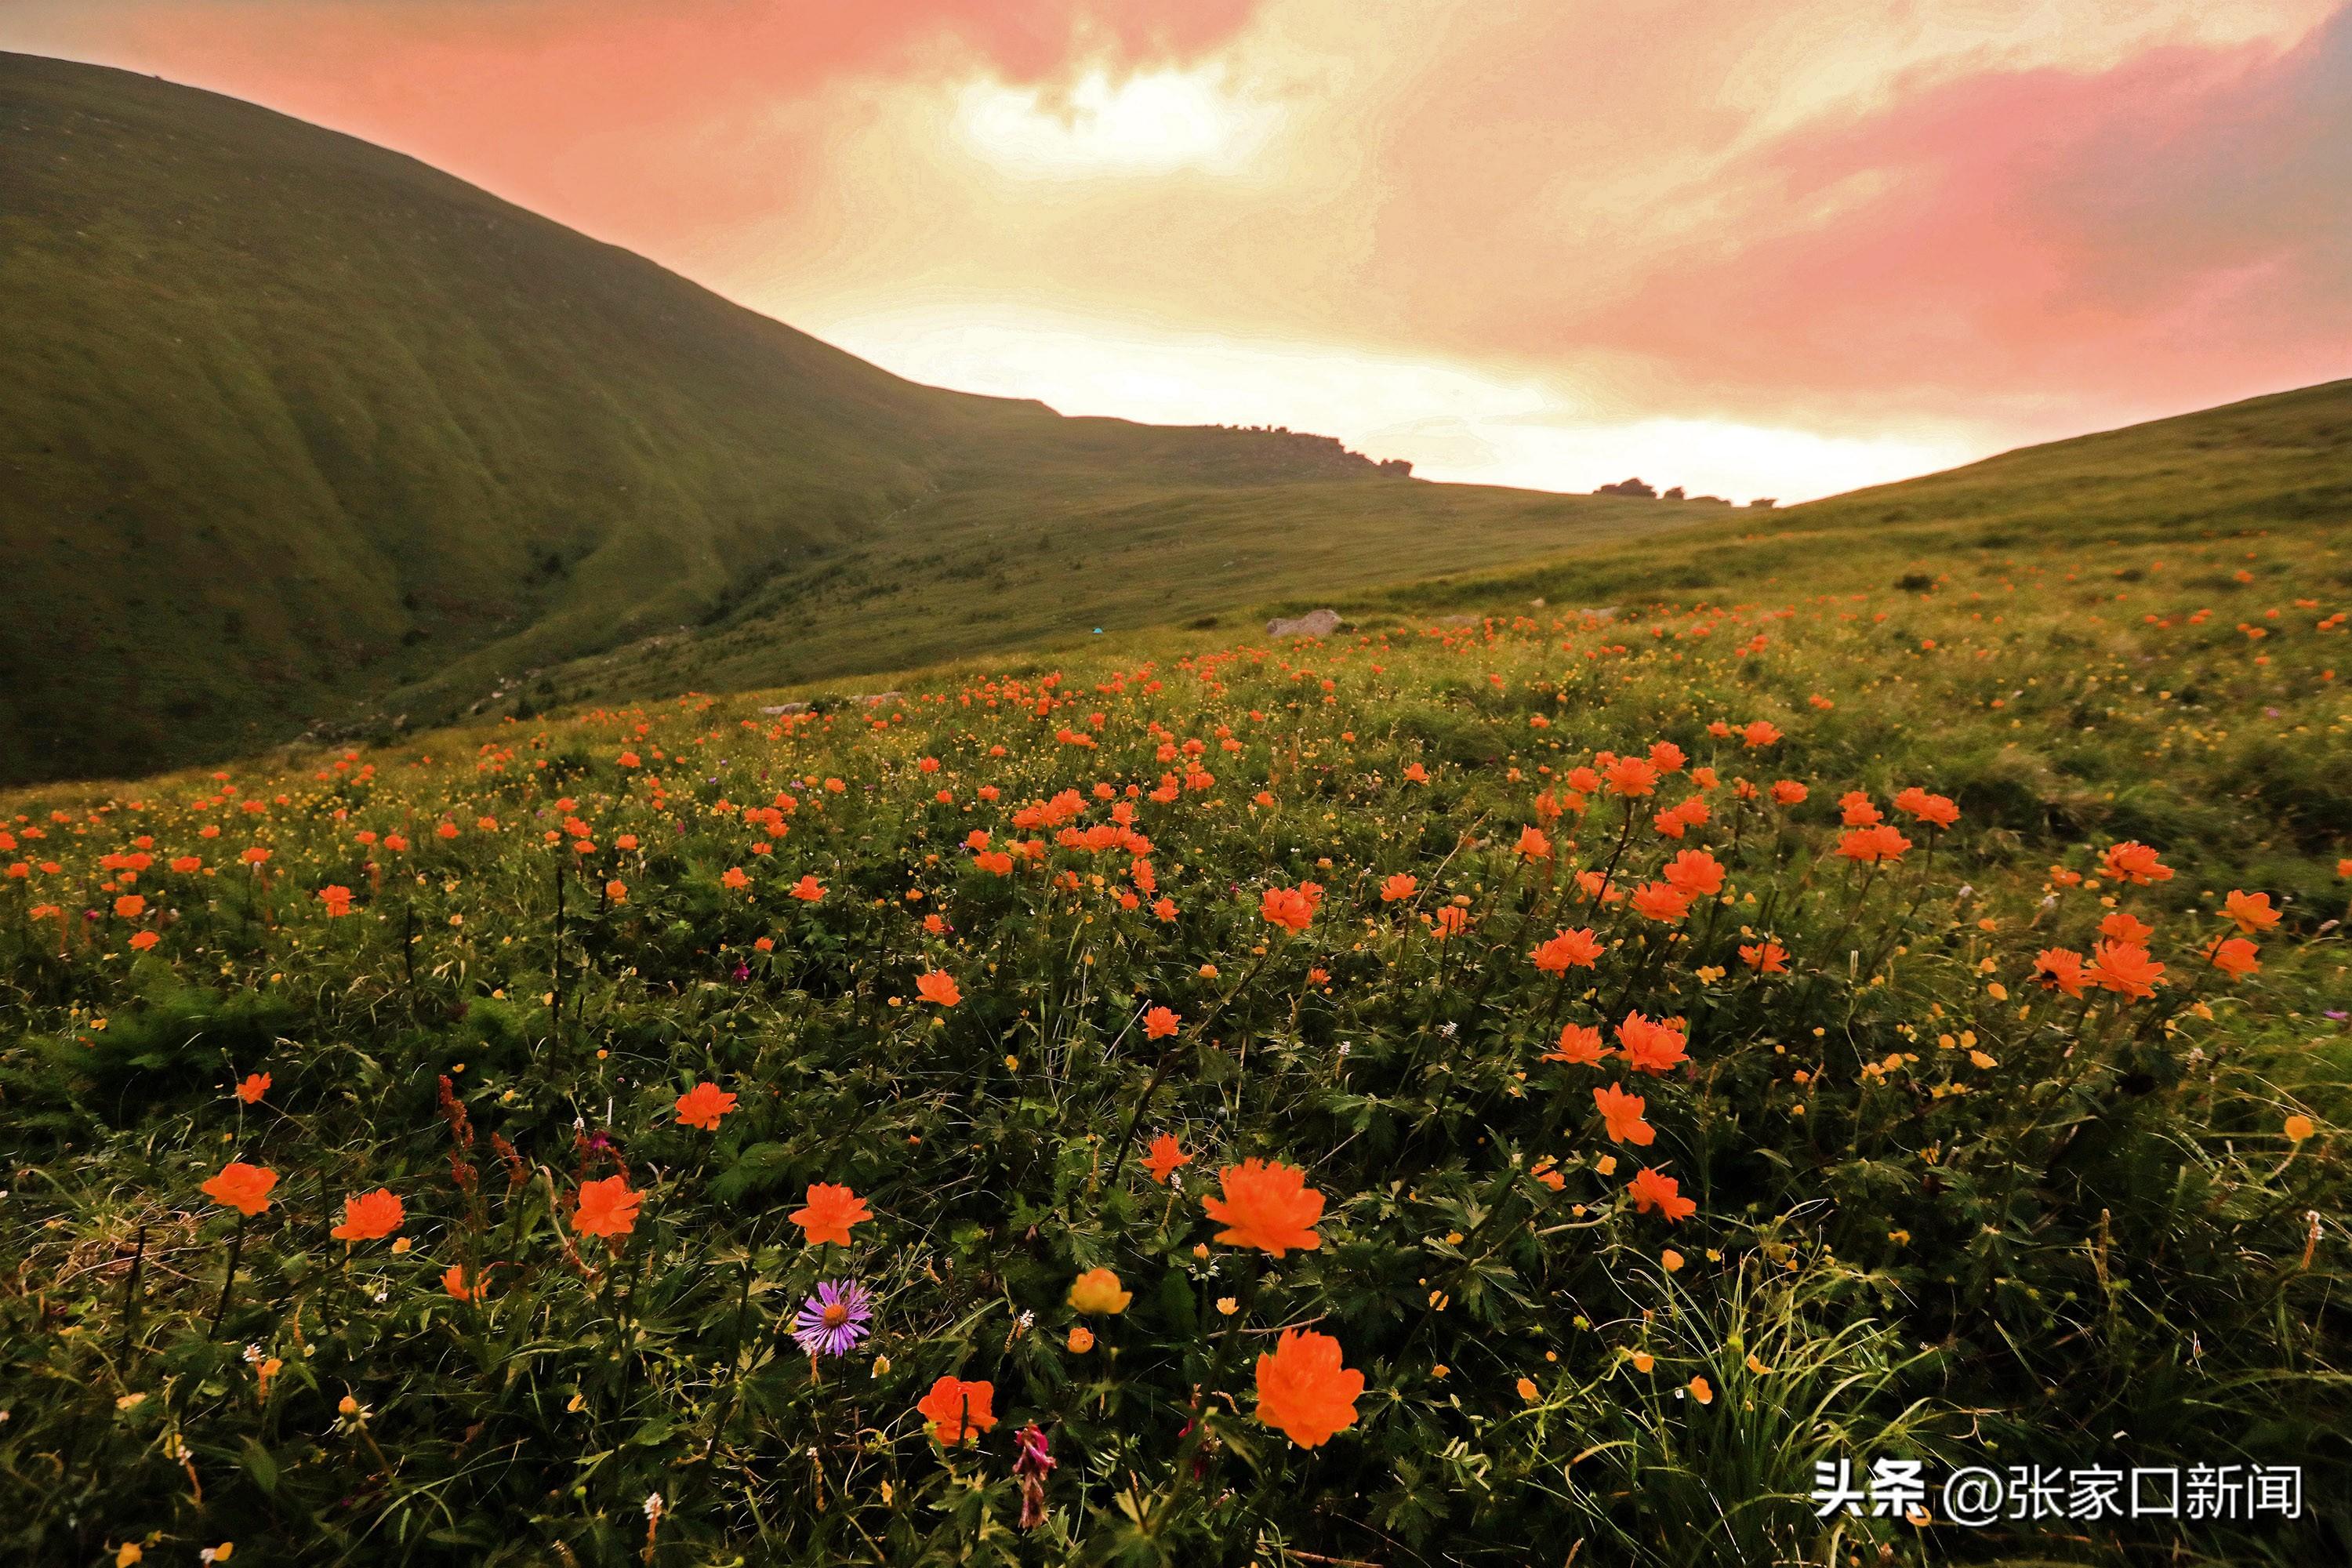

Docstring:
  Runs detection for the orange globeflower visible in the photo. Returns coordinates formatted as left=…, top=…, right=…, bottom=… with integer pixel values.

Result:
left=1142, top=1133, right=1193, bottom=1185
left=1836, top=825, right=1912, bottom=863
left=604, top=880, right=627, bottom=905
left=2088, top=941, right=2165, bottom=1000
left=318, top=884, right=355, bottom=916
left=127, top=929, right=160, bottom=950
left=1602, top=756, right=1660, bottom=797
left=789, top=875, right=826, bottom=902
left=720, top=866, right=751, bottom=891
left=1254, top=1329, right=1365, bottom=1448
left=202, top=1161, right=278, bottom=1218
left=1378, top=873, right=1418, bottom=902
left=1259, top=883, right=1323, bottom=932
left=235, top=1072, right=270, bottom=1104
left=572, top=1175, right=642, bottom=1239
left=1740, top=720, right=1781, bottom=748
left=2223, top=890, right=2280, bottom=935
left=1545, top=1022, right=1608, bottom=1065
left=331, top=1189, right=405, bottom=1242
left=2205, top=935, right=2261, bottom=979
left=1430, top=904, right=1470, bottom=939
left=789, top=1181, right=872, bottom=1246
left=1593, top=1083, right=1656, bottom=1146
left=1530, top=927, right=1605, bottom=974
left=1737, top=941, right=1789, bottom=973
left=113, top=893, right=147, bottom=919
left=1661, top=849, right=1724, bottom=897
left=1617, top=1012, right=1690, bottom=1075
left=2098, top=910, right=2154, bottom=946
left=915, top=971, right=962, bottom=1007
left=442, top=1263, right=479, bottom=1301
left=2032, top=947, right=2088, bottom=998
left=1515, top=826, right=1552, bottom=861
left=675, top=1081, right=738, bottom=1131
left=916, top=1375, right=997, bottom=1446
left=1143, top=1005, right=1181, bottom=1040
left=1630, top=881, right=1690, bottom=924
left=1627, top=1166, right=1697, bottom=1221
left=1769, top=779, right=1808, bottom=805
left=1203, top=1158, right=1325, bottom=1257
left=2102, top=841, right=2173, bottom=886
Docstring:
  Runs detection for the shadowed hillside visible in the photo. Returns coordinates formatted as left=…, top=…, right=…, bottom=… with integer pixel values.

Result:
left=0, top=53, right=1697, bottom=784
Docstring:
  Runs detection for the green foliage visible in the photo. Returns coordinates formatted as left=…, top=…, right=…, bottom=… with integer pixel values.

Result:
left=1, top=517, right=2347, bottom=1564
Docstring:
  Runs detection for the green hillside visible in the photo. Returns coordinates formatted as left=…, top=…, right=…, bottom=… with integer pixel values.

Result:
left=1367, top=377, right=2352, bottom=617
left=0, top=52, right=1693, bottom=785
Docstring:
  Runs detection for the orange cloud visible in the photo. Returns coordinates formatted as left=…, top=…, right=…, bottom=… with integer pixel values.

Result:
left=4, top=0, right=2343, bottom=496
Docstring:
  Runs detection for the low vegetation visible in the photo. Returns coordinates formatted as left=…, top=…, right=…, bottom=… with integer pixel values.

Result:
left=3, top=502, right=2345, bottom=1564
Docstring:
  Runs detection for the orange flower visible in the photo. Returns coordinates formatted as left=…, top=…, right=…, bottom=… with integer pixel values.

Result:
left=1602, top=757, right=1659, bottom=797
left=1430, top=904, right=1469, bottom=939
left=113, top=893, right=146, bottom=919
left=2102, top=840, right=2173, bottom=886
left=1593, top=1083, right=1657, bottom=1146
left=1630, top=881, right=1690, bottom=924
left=1836, top=824, right=1912, bottom=863
left=202, top=1161, right=278, bottom=1218
left=2099, top=910, right=2154, bottom=946
left=1254, top=1328, right=1364, bottom=1448
left=1892, top=787, right=1960, bottom=828
left=318, top=884, right=355, bottom=916
left=604, top=880, right=627, bottom=904
left=1067, top=1267, right=1132, bottom=1315
left=1378, top=873, right=1418, bottom=902
left=235, top=1072, right=270, bottom=1104
left=916, top=1375, right=996, bottom=1446
left=1741, top=720, right=1781, bottom=748
left=127, top=931, right=160, bottom=951
left=1627, top=1166, right=1697, bottom=1222
left=572, top=1175, right=642, bottom=1239
left=2205, top=935, right=2260, bottom=979
left=442, top=1263, right=479, bottom=1301
left=1661, top=849, right=1724, bottom=897
left=1203, top=1157, right=1325, bottom=1256
left=720, top=866, right=750, bottom=891
left=789, top=1181, right=872, bottom=1245
left=1769, top=779, right=1808, bottom=805
left=675, top=1081, right=738, bottom=1131
left=331, top=1188, right=405, bottom=1241
left=1545, top=1022, right=1608, bottom=1065
left=1530, top=927, right=1605, bottom=974
left=1737, top=941, right=1788, bottom=973
left=915, top=971, right=962, bottom=1007
left=1616, top=1012, right=1690, bottom=1075
left=1067, top=1325, right=1095, bottom=1353
left=1259, top=883, right=1323, bottom=932
left=1142, top=1133, right=1193, bottom=1185
left=2223, top=889, right=2280, bottom=935
left=1688, top=1374, right=1714, bottom=1405
left=2088, top=940, right=2165, bottom=1000
left=789, top=875, right=826, bottom=902
left=1515, top=826, right=1553, bottom=861
left=2032, top=947, right=2087, bottom=998
left=1143, top=1005, right=1181, bottom=1040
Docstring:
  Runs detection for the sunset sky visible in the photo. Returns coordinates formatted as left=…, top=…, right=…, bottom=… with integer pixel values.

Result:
left=7, top=0, right=2348, bottom=501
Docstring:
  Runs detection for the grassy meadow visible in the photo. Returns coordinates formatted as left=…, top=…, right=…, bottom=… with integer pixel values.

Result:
left=2, top=477, right=2346, bottom=1565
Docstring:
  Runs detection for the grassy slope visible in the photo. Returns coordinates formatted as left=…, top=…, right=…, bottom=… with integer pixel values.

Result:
left=1, top=452, right=2344, bottom=1562
left=0, top=52, right=1701, bottom=785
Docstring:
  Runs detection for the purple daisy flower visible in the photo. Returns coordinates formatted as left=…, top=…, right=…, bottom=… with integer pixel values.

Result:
left=792, top=1279, right=873, bottom=1358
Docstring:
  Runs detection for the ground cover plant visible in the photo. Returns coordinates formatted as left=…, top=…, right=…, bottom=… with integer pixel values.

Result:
left=1, top=523, right=2347, bottom=1566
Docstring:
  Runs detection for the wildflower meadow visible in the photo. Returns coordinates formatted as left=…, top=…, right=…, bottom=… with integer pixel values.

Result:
left=2, top=532, right=2347, bottom=1566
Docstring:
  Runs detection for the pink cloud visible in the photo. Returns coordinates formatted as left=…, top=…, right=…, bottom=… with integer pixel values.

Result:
left=1512, top=8, right=2352, bottom=430
left=7, top=0, right=1261, bottom=258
